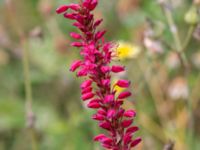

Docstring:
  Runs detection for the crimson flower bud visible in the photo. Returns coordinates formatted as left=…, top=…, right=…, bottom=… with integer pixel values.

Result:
left=87, top=101, right=101, bottom=108
left=97, top=109, right=107, bottom=116
left=104, top=95, right=114, bottom=103
left=81, top=80, right=92, bottom=89
left=130, top=138, right=142, bottom=148
left=116, top=79, right=130, bottom=88
left=63, top=13, right=76, bottom=19
left=73, top=22, right=84, bottom=28
left=124, top=110, right=136, bottom=118
left=117, top=108, right=125, bottom=117
left=121, top=119, right=133, bottom=128
left=81, top=92, right=94, bottom=101
left=89, top=0, right=98, bottom=11
left=99, top=121, right=111, bottom=130
left=123, top=134, right=132, bottom=145
left=95, top=30, right=106, bottom=40
left=102, top=137, right=112, bottom=145
left=94, top=19, right=103, bottom=28
left=56, top=5, right=68, bottom=14
left=77, top=69, right=87, bottom=77
left=111, top=65, right=125, bottom=73
left=71, top=42, right=84, bottom=47
left=94, top=134, right=106, bottom=141
left=70, top=60, right=82, bottom=72
left=92, top=114, right=104, bottom=121
left=118, top=91, right=132, bottom=99
left=81, top=87, right=92, bottom=94
left=68, top=4, right=80, bottom=11
left=101, top=79, right=110, bottom=87
left=83, top=0, right=98, bottom=11
left=101, top=66, right=110, bottom=73
left=126, top=126, right=139, bottom=134
left=107, top=109, right=116, bottom=118
left=70, top=32, right=82, bottom=39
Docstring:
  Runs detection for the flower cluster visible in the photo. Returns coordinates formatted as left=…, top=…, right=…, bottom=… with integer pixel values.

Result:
left=56, top=0, right=141, bottom=149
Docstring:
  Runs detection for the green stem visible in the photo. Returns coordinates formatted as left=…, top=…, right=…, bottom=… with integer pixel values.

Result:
left=187, top=96, right=194, bottom=149
left=163, top=6, right=189, bottom=70
left=5, top=1, right=39, bottom=149
left=162, top=4, right=194, bottom=148
left=164, top=7, right=182, bottom=51
left=5, top=0, right=38, bottom=149
left=182, top=25, right=195, bottom=52
left=21, top=36, right=38, bottom=150
left=22, top=36, right=32, bottom=115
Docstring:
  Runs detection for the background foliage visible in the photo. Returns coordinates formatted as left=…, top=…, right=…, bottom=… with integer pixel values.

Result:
left=0, top=0, right=200, bottom=149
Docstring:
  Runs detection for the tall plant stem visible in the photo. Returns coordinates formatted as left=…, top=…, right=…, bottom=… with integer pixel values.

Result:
left=21, top=36, right=38, bottom=150
left=161, top=3, right=194, bottom=148
left=5, top=0, right=38, bottom=150
left=163, top=5, right=189, bottom=71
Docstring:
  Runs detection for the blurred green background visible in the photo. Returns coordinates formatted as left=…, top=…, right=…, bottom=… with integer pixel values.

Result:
left=1, top=0, right=200, bottom=149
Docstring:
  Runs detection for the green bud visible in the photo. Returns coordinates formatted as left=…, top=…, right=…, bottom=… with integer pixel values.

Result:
left=184, top=6, right=199, bottom=25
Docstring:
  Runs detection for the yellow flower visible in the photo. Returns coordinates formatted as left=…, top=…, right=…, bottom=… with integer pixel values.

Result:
left=116, top=41, right=141, bottom=60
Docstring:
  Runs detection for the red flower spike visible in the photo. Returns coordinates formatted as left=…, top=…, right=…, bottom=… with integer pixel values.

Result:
left=57, top=0, right=140, bottom=149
